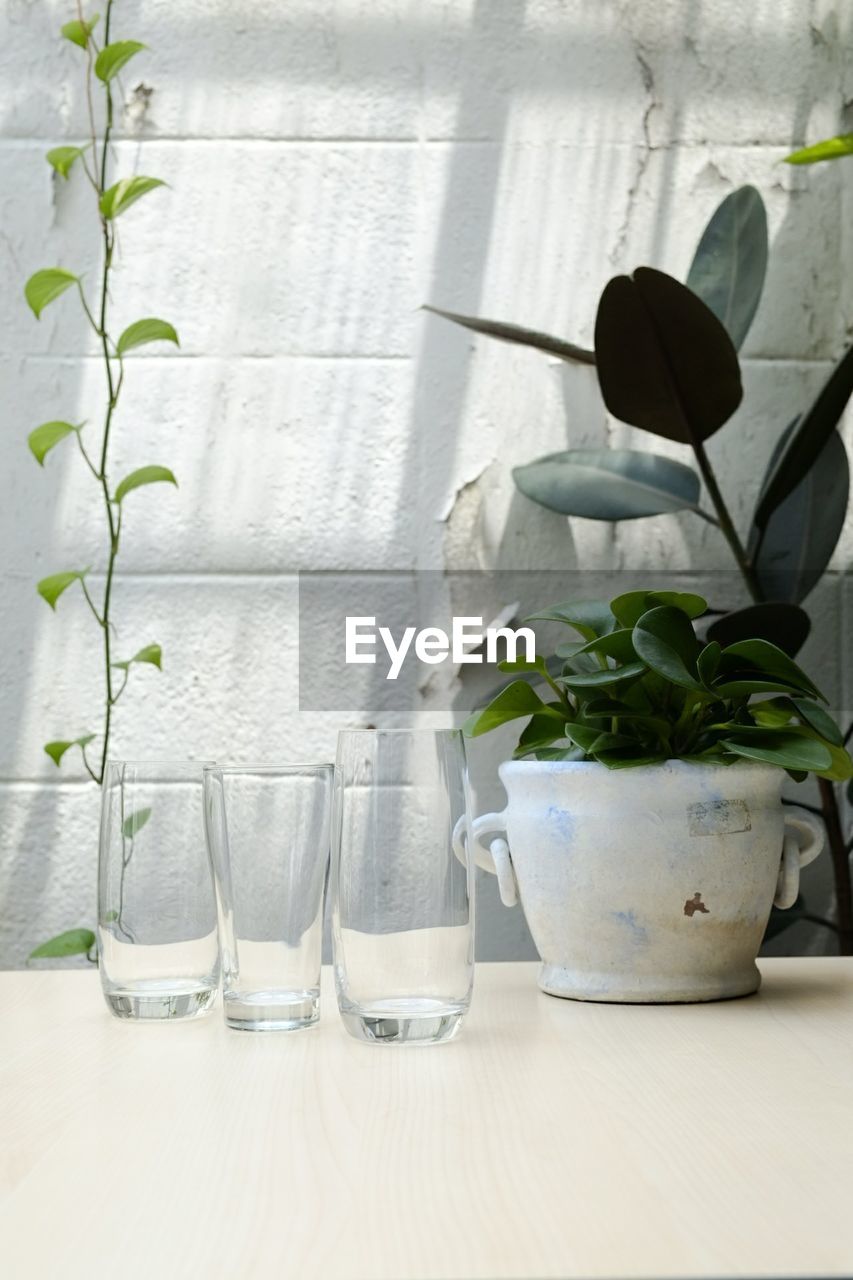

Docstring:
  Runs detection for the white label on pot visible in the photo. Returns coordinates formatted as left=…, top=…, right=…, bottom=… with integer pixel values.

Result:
left=687, top=799, right=752, bottom=836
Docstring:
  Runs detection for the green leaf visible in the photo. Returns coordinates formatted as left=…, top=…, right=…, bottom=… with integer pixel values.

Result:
left=25, top=268, right=78, bottom=319
left=748, top=422, right=848, bottom=605
left=611, top=590, right=707, bottom=629
left=44, top=734, right=95, bottom=767
left=784, top=133, right=853, bottom=165
left=46, top=145, right=89, bottom=180
left=562, top=661, right=647, bottom=690
left=594, top=267, right=742, bottom=444
left=716, top=639, right=823, bottom=702
left=721, top=734, right=832, bottom=773
left=29, top=928, right=96, bottom=959
left=632, top=606, right=702, bottom=690
left=114, top=465, right=177, bottom=503
left=95, top=40, right=146, bottom=83
left=60, top=14, right=99, bottom=48
left=122, top=807, right=152, bottom=839
left=422, top=305, right=595, bottom=366
left=100, top=176, right=165, bottom=220
left=686, top=186, right=768, bottom=350
left=467, top=680, right=560, bottom=737
left=789, top=698, right=842, bottom=746
left=524, top=599, right=615, bottom=641
left=116, top=318, right=180, bottom=357
left=28, top=420, right=78, bottom=466
left=574, top=628, right=637, bottom=664
left=112, top=643, right=162, bottom=672
left=753, top=347, right=853, bottom=530
left=516, top=712, right=570, bottom=755
left=37, top=570, right=87, bottom=610
left=706, top=603, right=811, bottom=658
left=697, top=641, right=722, bottom=687
left=512, top=448, right=704, bottom=520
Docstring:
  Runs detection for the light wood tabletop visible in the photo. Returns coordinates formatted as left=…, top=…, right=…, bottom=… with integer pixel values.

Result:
left=0, top=960, right=851, bottom=1280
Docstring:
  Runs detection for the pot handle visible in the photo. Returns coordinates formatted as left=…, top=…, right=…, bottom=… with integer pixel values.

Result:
left=452, top=812, right=518, bottom=908
left=774, top=806, right=825, bottom=910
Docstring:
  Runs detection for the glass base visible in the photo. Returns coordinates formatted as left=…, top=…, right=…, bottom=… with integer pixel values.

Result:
left=224, top=989, right=320, bottom=1032
left=103, top=979, right=217, bottom=1022
left=339, top=998, right=466, bottom=1045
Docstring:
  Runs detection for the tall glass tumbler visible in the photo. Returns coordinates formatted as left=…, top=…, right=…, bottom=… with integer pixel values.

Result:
left=204, top=765, right=333, bottom=1031
left=332, top=729, right=475, bottom=1045
left=98, top=761, right=219, bottom=1021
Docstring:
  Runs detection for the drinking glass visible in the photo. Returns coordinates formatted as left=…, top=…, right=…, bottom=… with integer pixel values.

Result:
left=97, top=761, right=219, bottom=1020
left=331, top=729, right=475, bottom=1045
left=204, top=765, right=333, bottom=1030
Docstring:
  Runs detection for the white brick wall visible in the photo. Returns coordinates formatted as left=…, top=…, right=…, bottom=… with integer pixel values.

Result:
left=1, top=0, right=850, bottom=965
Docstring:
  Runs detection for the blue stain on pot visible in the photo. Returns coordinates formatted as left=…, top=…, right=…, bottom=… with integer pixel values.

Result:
left=611, top=909, right=649, bottom=946
left=546, top=805, right=575, bottom=844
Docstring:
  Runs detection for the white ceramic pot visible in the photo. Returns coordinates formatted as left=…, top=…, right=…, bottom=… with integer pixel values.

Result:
left=460, top=760, right=823, bottom=1003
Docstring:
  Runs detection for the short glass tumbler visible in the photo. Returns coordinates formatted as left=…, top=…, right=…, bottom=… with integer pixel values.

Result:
left=98, top=761, right=219, bottom=1021
left=204, top=765, right=333, bottom=1030
left=332, top=729, right=475, bottom=1045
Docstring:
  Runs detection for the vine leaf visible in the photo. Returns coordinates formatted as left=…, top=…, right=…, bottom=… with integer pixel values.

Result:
left=122, top=808, right=152, bottom=839
left=512, top=448, right=704, bottom=520
left=113, top=644, right=162, bottom=672
left=25, top=268, right=79, bottom=319
left=29, top=928, right=96, bottom=959
left=60, top=14, right=100, bottom=48
left=44, top=734, right=96, bottom=767
left=100, top=177, right=166, bottom=221
left=95, top=41, right=147, bottom=83
left=46, top=145, right=89, bottom=180
left=785, top=134, right=853, bottom=165
left=686, top=186, right=768, bottom=351
left=423, top=305, right=596, bottom=366
left=37, top=569, right=89, bottom=610
left=28, top=421, right=79, bottom=466
left=116, top=318, right=179, bottom=356
left=114, top=466, right=177, bottom=503
left=594, top=267, right=743, bottom=443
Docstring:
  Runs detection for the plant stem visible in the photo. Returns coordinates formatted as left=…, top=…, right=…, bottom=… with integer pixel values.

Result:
left=690, top=438, right=761, bottom=602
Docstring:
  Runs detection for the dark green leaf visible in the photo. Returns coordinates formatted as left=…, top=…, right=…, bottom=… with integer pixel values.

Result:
left=686, top=186, right=768, bottom=350
left=122, top=807, right=152, bottom=839
left=512, top=448, right=704, bottom=520
left=116, top=318, right=180, bottom=357
left=749, top=425, right=848, bottom=604
left=28, top=421, right=78, bottom=466
left=95, top=40, right=146, bottom=83
left=37, top=570, right=87, bottom=610
left=594, top=750, right=668, bottom=769
left=562, top=661, right=647, bottom=690
left=721, top=734, right=832, bottom=772
left=25, top=268, right=78, bottom=319
left=594, top=267, right=742, bottom=443
left=29, top=928, right=96, bottom=959
left=516, top=712, right=569, bottom=754
left=574, top=628, right=637, bottom=663
left=100, top=177, right=165, bottom=220
left=716, top=639, right=823, bottom=701
left=524, top=599, right=615, bottom=641
left=466, top=680, right=556, bottom=737
left=60, top=14, right=99, bottom=47
left=114, top=465, right=177, bottom=503
left=706, top=603, right=811, bottom=658
left=789, top=698, right=842, bottom=746
left=785, top=134, right=853, bottom=165
left=753, top=347, right=853, bottom=529
left=422, top=305, right=595, bottom=365
left=697, top=641, right=722, bottom=687
left=632, top=606, right=702, bottom=689
left=46, top=145, right=89, bottom=180
left=611, top=590, right=707, bottom=628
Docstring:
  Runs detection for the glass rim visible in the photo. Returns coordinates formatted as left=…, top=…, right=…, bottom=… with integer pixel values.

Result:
left=105, top=758, right=216, bottom=767
left=203, top=763, right=334, bottom=774
left=335, top=727, right=464, bottom=737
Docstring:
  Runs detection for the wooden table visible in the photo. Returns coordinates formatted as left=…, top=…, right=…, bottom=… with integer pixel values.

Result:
left=1, top=960, right=851, bottom=1279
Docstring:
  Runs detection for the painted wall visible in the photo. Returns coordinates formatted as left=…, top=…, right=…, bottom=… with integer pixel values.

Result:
left=1, top=0, right=850, bottom=965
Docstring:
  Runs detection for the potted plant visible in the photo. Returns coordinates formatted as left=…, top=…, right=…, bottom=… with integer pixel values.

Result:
left=460, top=589, right=852, bottom=1003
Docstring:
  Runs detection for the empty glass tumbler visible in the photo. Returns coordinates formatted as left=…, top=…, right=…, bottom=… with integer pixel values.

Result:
left=203, top=765, right=333, bottom=1030
left=331, top=729, right=475, bottom=1045
left=98, top=761, right=219, bottom=1020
